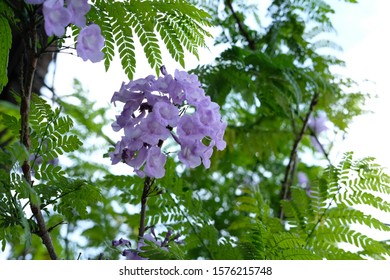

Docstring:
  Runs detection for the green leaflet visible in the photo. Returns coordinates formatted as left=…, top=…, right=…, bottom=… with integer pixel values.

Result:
left=30, top=94, right=83, bottom=167
left=0, top=15, right=11, bottom=93
left=232, top=185, right=319, bottom=260
left=282, top=152, right=390, bottom=259
left=89, top=0, right=212, bottom=79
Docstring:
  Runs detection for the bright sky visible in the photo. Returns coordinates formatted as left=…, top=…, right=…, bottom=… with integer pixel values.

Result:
left=328, top=0, right=390, bottom=170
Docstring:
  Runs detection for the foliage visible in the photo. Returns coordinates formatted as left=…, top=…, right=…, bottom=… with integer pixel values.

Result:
left=1, top=0, right=389, bottom=261
left=0, top=10, right=12, bottom=93
left=87, top=0, right=212, bottom=78
left=0, top=94, right=102, bottom=259
left=235, top=153, right=390, bottom=260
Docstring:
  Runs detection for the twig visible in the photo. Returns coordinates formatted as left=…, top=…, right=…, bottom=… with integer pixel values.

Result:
left=138, top=177, right=154, bottom=238
left=225, top=0, right=257, bottom=50
left=279, top=92, right=319, bottom=219
left=46, top=221, right=66, bottom=233
left=309, top=130, right=331, bottom=164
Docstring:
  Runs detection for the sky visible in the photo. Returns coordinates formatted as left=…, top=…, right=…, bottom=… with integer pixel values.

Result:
left=327, top=0, right=390, bottom=170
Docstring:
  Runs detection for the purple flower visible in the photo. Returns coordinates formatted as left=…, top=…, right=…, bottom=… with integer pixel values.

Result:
left=176, top=114, right=204, bottom=141
left=115, top=231, right=180, bottom=260
left=76, top=24, right=105, bottom=63
left=111, top=75, right=156, bottom=105
left=178, top=140, right=201, bottom=168
left=308, top=112, right=328, bottom=151
left=139, top=114, right=170, bottom=146
left=171, top=70, right=201, bottom=104
left=174, top=69, right=201, bottom=90
left=178, top=138, right=212, bottom=169
left=110, top=140, right=127, bottom=165
left=66, top=0, right=91, bottom=27
left=186, top=87, right=207, bottom=106
left=197, top=101, right=220, bottom=126
left=144, top=146, right=167, bottom=178
left=123, top=145, right=147, bottom=173
left=111, top=83, right=145, bottom=106
left=308, top=113, right=328, bottom=135
left=214, top=121, right=227, bottom=150
left=160, top=65, right=168, bottom=76
left=112, top=238, right=131, bottom=247
left=43, top=0, right=71, bottom=36
left=153, top=74, right=173, bottom=92
left=297, top=172, right=309, bottom=187
left=122, top=249, right=146, bottom=260
left=153, top=101, right=180, bottom=127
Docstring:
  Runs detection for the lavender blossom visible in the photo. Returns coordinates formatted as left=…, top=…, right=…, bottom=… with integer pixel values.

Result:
left=308, top=113, right=328, bottom=135
left=144, top=147, right=167, bottom=178
left=178, top=138, right=213, bottom=169
left=308, top=112, right=328, bottom=152
left=297, top=172, right=309, bottom=187
left=66, top=0, right=91, bottom=27
left=178, top=139, right=203, bottom=168
left=76, top=24, right=105, bottom=63
left=139, top=114, right=171, bottom=146
left=113, top=231, right=175, bottom=260
left=42, top=0, right=71, bottom=36
left=153, top=101, right=180, bottom=127
left=112, top=238, right=131, bottom=247
left=176, top=114, right=205, bottom=141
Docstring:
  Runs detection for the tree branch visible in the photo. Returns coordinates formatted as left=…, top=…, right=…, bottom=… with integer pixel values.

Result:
left=138, top=176, right=154, bottom=238
left=279, top=92, right=319, bottom=219
left=20, top=15, right=58, bottom=260
left=225, top=0, right=257, bottom=50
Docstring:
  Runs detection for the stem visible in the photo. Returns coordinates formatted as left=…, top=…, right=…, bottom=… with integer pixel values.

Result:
left=308, top=129, right=331, bottom=164
left=138, top=177, right=153, bottom=238
left=279, top=92, right=319, bottom=219
left=225, top=0, right=257, bottom=50
left=20, top=16, right=58, bottom=260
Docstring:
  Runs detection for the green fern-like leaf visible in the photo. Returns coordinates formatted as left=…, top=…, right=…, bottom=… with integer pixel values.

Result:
left=0, top=15, right=11, bottom=92
left=89, top=0, right=212, bottom=78
left=139, top=239, right=186, bottom=260
left=30, top=95, right=82, bottom=164
left=283, top=152, right=390, bottom=259
left=53, top=179, right=102, bottom=221
left=233, top=185, right=318, bottom=260
left=131, top=12, right=163, bottom=73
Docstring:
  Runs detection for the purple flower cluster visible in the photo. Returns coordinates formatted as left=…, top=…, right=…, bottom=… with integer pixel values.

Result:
left=112, top=230, right=180, bottom=260
left=24, top=0, right=104, bottom=63
left=110, top=67, right=227, bottom=179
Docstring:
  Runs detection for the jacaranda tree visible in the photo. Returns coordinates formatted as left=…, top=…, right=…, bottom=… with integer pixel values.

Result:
left=1, top=0, right=390, bottom=260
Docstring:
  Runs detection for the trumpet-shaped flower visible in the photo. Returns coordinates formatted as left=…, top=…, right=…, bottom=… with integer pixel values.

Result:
left=42, top=0, right=71, bottom=36
left=76, top=24, right=105, bottom=63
